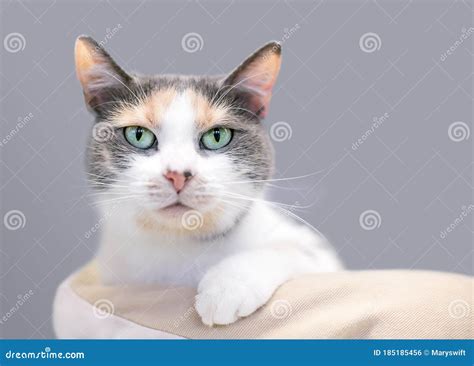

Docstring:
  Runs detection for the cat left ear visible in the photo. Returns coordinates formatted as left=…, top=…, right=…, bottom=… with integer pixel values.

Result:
left=75, top=35, right=132, bottom=112
left=223, top=42, right=281, bottom=119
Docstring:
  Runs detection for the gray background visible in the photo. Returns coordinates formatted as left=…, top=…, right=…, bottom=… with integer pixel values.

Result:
left=0, top=0, right=472, bottom=339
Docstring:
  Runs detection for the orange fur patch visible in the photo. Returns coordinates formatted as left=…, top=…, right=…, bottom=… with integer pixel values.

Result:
left=108, top=88, right=178, bottom=128
left=75, top=39, right=97, bottom=88
left=186, top=89, right=229, bottom=130
left=108, top=88, right=228, bottom=130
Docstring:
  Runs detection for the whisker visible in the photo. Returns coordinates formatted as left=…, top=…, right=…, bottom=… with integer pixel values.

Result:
left=216, top=191, right=309, bottom=211
left=213, top=71, right=268, bottom=108
left=273, top=205, right=329, bottom=244
left=226, top=106, right=259, bottom=119
left=266, top=183, right=308, bottom=191
left=89, top=195, right=143, bottom=207
left=103, top=70, right=143, bottom=105
left=222, top=168, right=326, bottom=185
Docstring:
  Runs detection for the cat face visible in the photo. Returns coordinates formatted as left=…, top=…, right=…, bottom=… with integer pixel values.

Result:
left=75, top=36, right=281, bottom=238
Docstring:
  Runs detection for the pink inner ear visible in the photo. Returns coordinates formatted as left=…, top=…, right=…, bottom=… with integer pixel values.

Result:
left=247, top=90, right=271, bottom=118
left=86, top=64, right=122, bottom=93
left=239, top=72, right=277, bottom=118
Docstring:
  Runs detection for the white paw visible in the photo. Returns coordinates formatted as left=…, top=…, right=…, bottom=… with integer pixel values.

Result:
left=195, top=272, right=269, bottom=326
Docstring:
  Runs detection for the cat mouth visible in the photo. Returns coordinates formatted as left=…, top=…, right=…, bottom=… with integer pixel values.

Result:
left=159, top=202, right=192, bottom=214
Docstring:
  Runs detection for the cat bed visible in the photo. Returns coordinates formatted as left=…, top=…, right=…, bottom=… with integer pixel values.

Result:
left=53, top=262, right=472, bottom=339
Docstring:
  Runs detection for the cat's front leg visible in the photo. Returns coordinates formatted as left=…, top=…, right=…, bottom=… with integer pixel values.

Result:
left=195, top=245, right=341, bottom=326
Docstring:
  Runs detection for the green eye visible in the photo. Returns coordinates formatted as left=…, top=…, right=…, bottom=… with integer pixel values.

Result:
left=201, top=127, right=233, bottom=150
left=124, top=126, right=156, bottom=149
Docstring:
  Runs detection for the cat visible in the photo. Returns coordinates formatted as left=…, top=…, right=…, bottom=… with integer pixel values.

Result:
left=75, top=35, right=343, bottom=326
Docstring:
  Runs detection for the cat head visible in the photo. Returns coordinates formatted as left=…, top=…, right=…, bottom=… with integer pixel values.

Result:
left=75, top=36, right=281, bottom=238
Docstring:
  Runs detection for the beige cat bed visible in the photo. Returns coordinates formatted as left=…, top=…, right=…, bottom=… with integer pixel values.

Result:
left=53, top=262, right=472, bottom=339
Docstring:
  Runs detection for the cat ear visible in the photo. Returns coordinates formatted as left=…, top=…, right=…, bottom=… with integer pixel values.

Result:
left=223, top=42, right=281, bottom=119
left=75, top=35, right=132, bottom=112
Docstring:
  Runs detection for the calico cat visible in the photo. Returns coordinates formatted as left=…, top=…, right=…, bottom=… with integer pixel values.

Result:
left=75, top=36, right=343, bottom=326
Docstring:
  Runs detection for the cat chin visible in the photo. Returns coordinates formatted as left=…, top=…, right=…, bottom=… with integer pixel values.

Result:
left=129, top=200, right=246, bottom=240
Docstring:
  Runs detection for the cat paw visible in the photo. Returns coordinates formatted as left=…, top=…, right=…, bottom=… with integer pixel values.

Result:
left=195, top=272, right=268, bottom=326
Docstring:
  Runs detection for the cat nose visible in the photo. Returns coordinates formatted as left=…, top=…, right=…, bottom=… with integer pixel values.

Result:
left=164, top=170, right=193, bottom=193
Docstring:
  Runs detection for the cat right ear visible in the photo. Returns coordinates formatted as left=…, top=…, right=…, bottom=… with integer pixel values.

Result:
left=75, top=35, right=132, bottom=112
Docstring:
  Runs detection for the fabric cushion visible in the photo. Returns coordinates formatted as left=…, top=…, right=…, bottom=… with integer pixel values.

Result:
left=53, top=262, right=473, bottom=339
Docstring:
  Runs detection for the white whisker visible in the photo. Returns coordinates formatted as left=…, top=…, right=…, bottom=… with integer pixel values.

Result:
left=212, top=71, right=268, bottom=108
left=217, top=191, right=309, bottom=212
left=222, top=168, right=326, bottom=185
left=103, top=70, right=143, bottom=105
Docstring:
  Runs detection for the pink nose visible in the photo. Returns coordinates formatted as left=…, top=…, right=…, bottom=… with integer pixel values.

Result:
left=164, top=170, right=193, bottom=193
